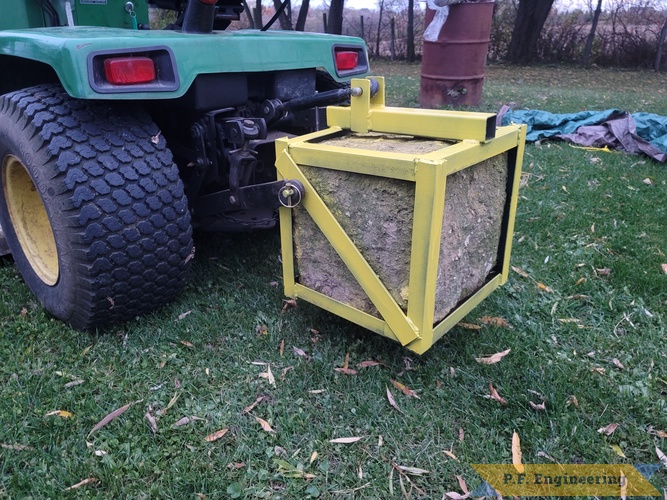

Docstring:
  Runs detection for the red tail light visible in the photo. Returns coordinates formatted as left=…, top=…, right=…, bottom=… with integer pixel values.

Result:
left=335, top=51, right=359, bottom=71
left=104, top=57, right=156, bottom=85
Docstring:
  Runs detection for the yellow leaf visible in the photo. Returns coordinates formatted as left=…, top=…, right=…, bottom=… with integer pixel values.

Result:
left=309, top=451, right=318, bottom=464
left=45, top=410, right=73, bottom=418
left=204, top=428, right=229, bottom=442
left=511, top=266, right=531, bottom=278
left=329, top=436, right=362, bottom=444
left=611, top=444, right=626, bottom=458
left=255, top=416, right=275, bottom=433
left=488, top=382, right=507, bottom=406
left=390, top=379, right=420, bottom=398
left=512, top=431, right=524, bottom=473
left=475, top=348, right=511, bottom=365
left=479, top=316, right=512, bottom=328
left=536, top=282, right=554, bottom=293
left=443, top=450, right=459, bottom=461
left=457, top=322, right=482, bottom=330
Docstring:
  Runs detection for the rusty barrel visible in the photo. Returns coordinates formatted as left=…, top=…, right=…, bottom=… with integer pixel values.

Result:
left=420, top=1, right=495, bottom=108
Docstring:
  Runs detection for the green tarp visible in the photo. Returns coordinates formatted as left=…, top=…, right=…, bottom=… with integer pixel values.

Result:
left=500, top=108, right=667, bottom=162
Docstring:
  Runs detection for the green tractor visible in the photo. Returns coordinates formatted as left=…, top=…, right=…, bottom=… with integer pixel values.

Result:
left=0, top=0, right=371, bottom=330
left=0, top=0, right=526, bottom=353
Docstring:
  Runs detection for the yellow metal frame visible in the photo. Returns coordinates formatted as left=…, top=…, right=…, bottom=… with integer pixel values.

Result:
left=276, top=78, right=527, bottom=354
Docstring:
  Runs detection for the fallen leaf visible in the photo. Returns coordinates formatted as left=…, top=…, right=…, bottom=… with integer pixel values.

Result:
left=243, top=396, right=266, bottom=414
left=227, top=462, right=246, bottom=470
left=479, top=316, right=512, bottom=328
left=536, top=282, right=554, bottom=293
left=180, top=340, right=194, bottom=348
left=487, top=382, right=507, bottom=406
left=64, top=380, right=84, bottom=388
left=93, top=450, right=107, bottom=456
left=281, top=366, right=294, bottom=380
left=656, top=446, right=667, bottom=467
left=575, top=277, right=586, bottom=285
left=444, top=493, right=470, bottom=500
left=310, top=451, right=318, bottom=464
left=357, top=360, right=381, bottom=368
left=598, top=423, right=619, bottom=436
left=255, top=416, right=275, bottom=433
left=458, top=428, right=464, bottom=442
left=512, top=266, right=531, bottom=278
left=160, top=392, right=180, bottom=415
left=204, top=428, right=229, bottom=442
left=443, top=450, right=459, bottom=461
left=256, top=324, right=268, bottom=336
left=173, top=416, right=205, bottom=427
left=529, top=401, right=546, bottom=411
left=566, top=395, right=579, bottom=408
left=279, top=339, right=285, bottom=357
left=611, top=444, right=626, bottom=458
left=662, top=264, right=667, bottom=275
left=45, top=410, right=73, bottom=418
left=177, top=311, right=192, bottom=321
left=456, top=474, right=470, bottom=495
left=596, top=268, right=611, bottom=276
left=64, top=478, right=98, bottom=491
left=591, top=367, right=606, bottom=375
left=475, top=348, right=511, bottom=365
left=334, top=353, right=357, bottom=375
left=386, top=386, right=403, bottom=414
left=457, top=322, right=482, bottom=330
left=281, top=299, right=297, bottom=314
left=293, top=347, right=310, bottom=360
left=611, top=358, right=625, bottom=370
left=396, top=465, right=429, bottom=476
left=144, top=412, right=158, bottom=433
left=260, top=364, right=276, bottom=387
left=329, top=436, right=362, bottom=444
left=648, top=427, right=667, bottom=438
left=0, top=443, right=33, bottom=451
left=174, top=377, right=181, bottom=389
left=390, top=379, right=420, bottom=398
left=537, top=451, right=556, bottom=462
left=512, top=431, right=524, bottom=473
left=88, top=399, right=143, bottom=436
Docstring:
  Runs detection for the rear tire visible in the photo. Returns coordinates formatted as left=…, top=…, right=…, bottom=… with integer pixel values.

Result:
left=0, top=84, right=193, bottom=330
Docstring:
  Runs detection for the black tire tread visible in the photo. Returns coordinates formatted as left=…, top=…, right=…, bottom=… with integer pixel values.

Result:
left=0, top=84, right=193, bottom=330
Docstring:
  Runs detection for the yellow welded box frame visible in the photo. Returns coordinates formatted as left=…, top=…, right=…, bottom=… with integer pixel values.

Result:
left=275, top=78, right=526, bottom=354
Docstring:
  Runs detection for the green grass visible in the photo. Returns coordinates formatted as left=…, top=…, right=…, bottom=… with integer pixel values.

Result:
left=1, top=64, right=666, bottom=498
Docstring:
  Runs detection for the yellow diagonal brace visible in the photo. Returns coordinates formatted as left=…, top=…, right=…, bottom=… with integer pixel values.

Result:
left=275, top=149, right=420, bottom=345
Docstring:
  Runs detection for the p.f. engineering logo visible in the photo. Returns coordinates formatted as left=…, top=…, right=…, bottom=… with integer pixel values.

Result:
left=471, top=463, right=662, bottom=497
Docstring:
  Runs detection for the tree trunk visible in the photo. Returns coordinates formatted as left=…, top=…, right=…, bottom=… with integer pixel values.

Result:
left=406, top=0, right=415, bottom=62
left=506, top=0, right=555, bottom=64
left=295, top=0, right=309, bottom=31
left=327, top=0, right=344, bottom=34
left=390, top=17, right=395, bottom=61
left=655, top=16, right=667, bottom=71
left=375, top=0, right=384, bottom=56
left=253, top=0, right=263, bottom=29
left=581, top=0, right=603, bottom=67
left=272, top=0, right=293, bottom=30
left=242, top=0, right=256, bottom=28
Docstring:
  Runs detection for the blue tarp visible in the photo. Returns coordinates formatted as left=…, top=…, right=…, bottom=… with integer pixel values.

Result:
left=499, top=108, right=667, bottom=162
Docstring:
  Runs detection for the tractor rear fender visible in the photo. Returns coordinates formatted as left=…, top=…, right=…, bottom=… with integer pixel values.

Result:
left=0, top=28, right=369, bottom=100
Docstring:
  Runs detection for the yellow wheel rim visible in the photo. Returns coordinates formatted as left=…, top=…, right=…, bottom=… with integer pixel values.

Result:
left=3, top=155, right=59, bottom=286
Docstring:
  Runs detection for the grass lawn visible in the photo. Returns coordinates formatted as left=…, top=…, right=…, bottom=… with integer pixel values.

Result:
left=0, top=62, right=666, bottom=498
